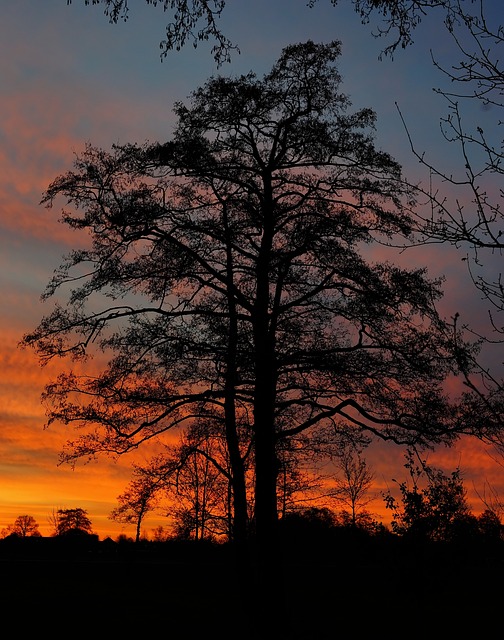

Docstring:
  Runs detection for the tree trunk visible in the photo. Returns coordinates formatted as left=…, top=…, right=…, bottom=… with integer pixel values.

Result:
left=252, top=377, right=283, bottom=633
left=250, top=182, right=285, bottom=633
left=223, top=203, right=252, bottom=606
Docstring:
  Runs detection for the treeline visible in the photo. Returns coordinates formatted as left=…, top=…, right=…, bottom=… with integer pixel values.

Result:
left=0, top=507, right=93, bottom=540
left=2, top=453, right=503, bottom=548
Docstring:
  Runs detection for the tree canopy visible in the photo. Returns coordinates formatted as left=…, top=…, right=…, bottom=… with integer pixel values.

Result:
left=23, top=41, right=489, bottom=625
left=383, top=450, right=498, bottom=543
left=52, top=508, right=94, bottom=536
left=1, top=515, right=41, bottom=538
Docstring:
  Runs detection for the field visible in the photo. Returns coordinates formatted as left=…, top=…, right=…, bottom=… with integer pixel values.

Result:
left=0, top=535, right=500, bottom=638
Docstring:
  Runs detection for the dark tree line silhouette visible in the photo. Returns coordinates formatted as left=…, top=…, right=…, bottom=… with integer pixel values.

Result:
left=3, top=451, right=503, bottom=546
left=2, top=457, right=501, bottom=637
left=1, top=508, right=94, bottom=539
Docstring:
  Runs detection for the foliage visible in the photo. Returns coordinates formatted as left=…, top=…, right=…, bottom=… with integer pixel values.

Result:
left=166, top=459, right=229, bottom=542
left=279, top=506, right=338, bottom=542
left=336, top=507, right=384, bottom=533
left=67, top=0, right=236, bottom=65
left=151, top=525, right=170, bottom=541
left=0, top=515, right=41, bottom=538
left=477, top=508, right=504, bottom=541
left=383, top=450, right=498, bottom=542
left=69, top=1, right=475, bottom=65
left=52, top=507, right=94, bottom=536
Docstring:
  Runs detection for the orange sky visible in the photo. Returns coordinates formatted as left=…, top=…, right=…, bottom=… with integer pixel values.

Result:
left=0, top=0, right=502, bottom=540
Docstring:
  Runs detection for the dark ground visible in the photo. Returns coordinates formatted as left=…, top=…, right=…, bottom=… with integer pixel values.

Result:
left=0, top=535, right=501, bottom=638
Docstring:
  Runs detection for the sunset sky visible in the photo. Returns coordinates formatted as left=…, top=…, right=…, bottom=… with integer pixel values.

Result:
left=1, top=0, right=503, bottom=540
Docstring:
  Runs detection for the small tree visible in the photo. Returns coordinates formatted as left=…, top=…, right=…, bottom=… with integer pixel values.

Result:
left=276, top=458, right=325, bottom=521
left=473, top=479, right=504, bottom=541
left=151, top=525, right=170, bottom=542
left=166, top=443, right=231, bottom=542
left=1, top=515, right=41, bottom=538
left=113, top=428, right=236, bottom=543
left=330, top=442, right=375, bottom=528
left=52, top=508, right=94, bottom=537
left=110, top=466, right=162, bottom=543
left=384, top=450, right=476, bottom=543
left=477, top=509, right=504, bottom=541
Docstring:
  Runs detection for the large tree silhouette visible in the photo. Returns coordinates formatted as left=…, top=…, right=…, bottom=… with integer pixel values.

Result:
left=23, top=40, right=483, bottom=631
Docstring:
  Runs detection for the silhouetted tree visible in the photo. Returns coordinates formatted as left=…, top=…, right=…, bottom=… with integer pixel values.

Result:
left=167, top=445, right=231, bottom=542
left=475, top=478, right=504, bottom=523
left=151, top=525, right=170, bottom=541
left=115, top=427, right=237, bottom=542
left=116, top=532, right=135, bottom=543
left=330, top=442, right=375, bottom=528
left=337, top=507, right=384, bottom=534
left=477, top=508, right=504, bottom=541
left=276, top=456, right=326, bottom=521
left=67, top=0, right=236, bottom=65
left=384, top=450, right=477, bottom=543
left=1, top=515, right=41, bottom=538
left=110, top=470, right=161, bottom=543
left=52, top=508, right=94, bottom=536
left=280, top=506, right=338, bottom=545
left=23, top=41, right=483, bottom=632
